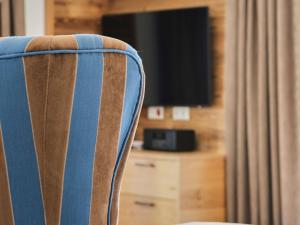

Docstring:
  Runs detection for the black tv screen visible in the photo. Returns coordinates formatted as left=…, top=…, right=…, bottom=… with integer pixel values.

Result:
left=102, top=7, right=212, bottom=106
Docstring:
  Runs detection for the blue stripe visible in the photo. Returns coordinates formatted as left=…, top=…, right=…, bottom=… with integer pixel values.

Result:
left=0, top=58, right=45, bottom=225
left=60, top=36, right=104, bottom=225
left=0, top=36, right=32, bottom=56
left=118, top=57, right=142, bottom=154
left=107, top=56, right=143, bottom=224
left=74, top=34, right=103, bottom=50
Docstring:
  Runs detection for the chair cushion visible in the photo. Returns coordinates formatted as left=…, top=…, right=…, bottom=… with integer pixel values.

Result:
left=0, top=34, right=144, bottom=225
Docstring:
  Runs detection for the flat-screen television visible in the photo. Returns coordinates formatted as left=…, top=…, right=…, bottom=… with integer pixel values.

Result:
left=102, top=7, right=212, bottom=106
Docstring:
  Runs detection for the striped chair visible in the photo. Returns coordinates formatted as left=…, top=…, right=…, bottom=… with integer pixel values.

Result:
left=0, top=35, right=145, bottom=225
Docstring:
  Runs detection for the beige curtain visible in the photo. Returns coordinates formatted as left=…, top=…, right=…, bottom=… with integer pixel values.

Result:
left=225, top=0, right=300, bottom=225
left=0, top=0, right=25, bottom=36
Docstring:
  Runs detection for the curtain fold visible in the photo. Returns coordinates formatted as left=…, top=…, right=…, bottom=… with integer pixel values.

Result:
left=0, top=0, right=25, bottom=36
left=225, top=0, right=300, bottom=224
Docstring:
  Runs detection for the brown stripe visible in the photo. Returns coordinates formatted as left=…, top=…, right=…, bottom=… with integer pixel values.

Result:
left=0, top=126, right=15, bottom=225
left=51, top=35, right=79, bottom=50
left=110, top=131, right=136, bottom=225
left=90, top=53, right=127, bottom=225
left=101, top=36, right=127, bottom=50
left=24, top=35, right=78, bottom=225
left=25, top=36, right=53, bottom=52
left=25, top=35, right=78, bottom=52
left=110, top=68, right=145, bottom=225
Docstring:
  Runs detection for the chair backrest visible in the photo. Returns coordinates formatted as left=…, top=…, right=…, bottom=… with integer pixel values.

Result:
left=0, top=34, right=145, bottom=225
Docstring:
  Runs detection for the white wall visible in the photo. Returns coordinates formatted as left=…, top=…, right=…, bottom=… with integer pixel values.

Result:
left=24, top=0, right=45, bottom=35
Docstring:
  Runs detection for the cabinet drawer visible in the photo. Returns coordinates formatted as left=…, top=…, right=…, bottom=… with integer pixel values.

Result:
left=121, top=156, right=179, bottom=199
left=119, top=194, right=177, bottom=225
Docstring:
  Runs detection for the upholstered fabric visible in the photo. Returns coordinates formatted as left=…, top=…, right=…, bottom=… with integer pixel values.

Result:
left=0, top=34, right=145, bottom=225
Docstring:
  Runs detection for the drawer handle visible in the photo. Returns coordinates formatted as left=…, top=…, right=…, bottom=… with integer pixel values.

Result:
left=134, top=162, right=156, bottom=168
left=134, top=201, right=156, bottom=208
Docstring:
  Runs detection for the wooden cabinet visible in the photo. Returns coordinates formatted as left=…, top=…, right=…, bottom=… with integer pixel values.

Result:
left=119, top=150, right=226, bottom=225
left=122, top=155, right=180, bottom=199
left=120, top=195, right=177, bottom=225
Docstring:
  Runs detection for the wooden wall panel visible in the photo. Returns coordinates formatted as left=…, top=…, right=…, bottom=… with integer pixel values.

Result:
left=45, top=0, right=55, bottom=35
left=104, top=0, right=224, bottom=16
left=55, top=18, right=101, bottom=35
left=53, top=0, right=104, bottom=35
left=50, top=0, right=225, bottom=152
